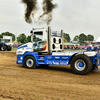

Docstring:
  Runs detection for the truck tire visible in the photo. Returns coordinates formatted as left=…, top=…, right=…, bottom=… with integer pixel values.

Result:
left=7, top=46, right=12, bottom=51
left=70, top=54, right=93, bottom=75
left=24, top=56, right=36, bottom=69
left=1, top=45, right=6, bottom=51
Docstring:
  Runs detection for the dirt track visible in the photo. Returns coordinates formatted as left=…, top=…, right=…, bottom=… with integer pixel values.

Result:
left=0, top=51, right=100, bottom=100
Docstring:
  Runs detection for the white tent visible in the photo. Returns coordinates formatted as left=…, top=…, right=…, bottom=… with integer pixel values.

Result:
left=96, top=37, right=100, bottom=42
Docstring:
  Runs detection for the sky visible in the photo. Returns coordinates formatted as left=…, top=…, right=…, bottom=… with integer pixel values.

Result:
left=0, top=0, right=100, bottom=40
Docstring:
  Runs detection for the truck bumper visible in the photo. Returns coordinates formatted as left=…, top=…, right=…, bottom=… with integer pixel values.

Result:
left=16, top=55, right=24, bottom=65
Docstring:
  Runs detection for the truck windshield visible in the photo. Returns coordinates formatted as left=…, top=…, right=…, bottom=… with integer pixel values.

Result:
left=34, top=31, right=43, bottom=42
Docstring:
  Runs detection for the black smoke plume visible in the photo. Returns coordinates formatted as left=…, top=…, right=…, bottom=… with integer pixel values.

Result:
left=21, top=0, right=57, bottom=24
left=39, top=0, right=57, bottom=24
left=21, top=0, right=37, bottom=23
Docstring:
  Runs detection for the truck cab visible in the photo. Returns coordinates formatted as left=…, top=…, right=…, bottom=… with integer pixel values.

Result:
left=16, top=27, right=100, bottom=75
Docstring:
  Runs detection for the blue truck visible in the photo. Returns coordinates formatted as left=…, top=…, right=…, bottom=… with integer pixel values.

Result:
left=16, top=27, right=100, bottom=75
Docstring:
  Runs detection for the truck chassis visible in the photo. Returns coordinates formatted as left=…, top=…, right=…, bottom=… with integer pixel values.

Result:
left=17, top=50, right=100, bottom=75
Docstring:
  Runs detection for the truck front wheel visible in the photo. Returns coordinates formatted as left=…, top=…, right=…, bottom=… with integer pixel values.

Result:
left=70, top=54, right=93, bottom=75
left=24, top=56, right=36, bottom=69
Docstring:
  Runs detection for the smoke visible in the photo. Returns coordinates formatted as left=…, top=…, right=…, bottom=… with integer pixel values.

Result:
left=21, top=0, right=37, bottom=23
left=21, top=0, right=57, bottom=25
left=40, top=0, right=57, bottom=24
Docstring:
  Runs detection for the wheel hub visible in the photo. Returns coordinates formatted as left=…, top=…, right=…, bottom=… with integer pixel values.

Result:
left=78, top=63, right=84, bottom=67
left=75, top=59, right=86, bottom=71
left=28, top=61, right=32, bottom=65
left=26, top=59, right=34, bottom=67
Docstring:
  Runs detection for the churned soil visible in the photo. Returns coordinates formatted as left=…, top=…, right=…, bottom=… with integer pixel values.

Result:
left=0, top=51, right=100, bottom=100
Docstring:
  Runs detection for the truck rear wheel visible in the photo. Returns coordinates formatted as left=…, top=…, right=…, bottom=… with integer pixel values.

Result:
left=70, top=54, right=93, bottom=75
left=1, top=45, right=6, bottom=51
left=24, top=56, right=36, bottom=69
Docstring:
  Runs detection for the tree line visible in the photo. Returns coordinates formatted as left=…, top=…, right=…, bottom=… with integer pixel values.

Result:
left=0, top=32, right=94, bottom=45
left=64, top=33, right=94, bottom=45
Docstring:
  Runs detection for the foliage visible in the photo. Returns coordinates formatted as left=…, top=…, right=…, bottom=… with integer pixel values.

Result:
left=63, top=33, right=70, bottom=42
left=17, top=33, right=42, bottom=43
left=73, top=35, right=79, bottom=41
left=17, top=33, right=27, bottom=43
left=0, top=31, right=94, bottom=45
left=0, top=34, right=2, bottom=38
left=0, top=32, right=15, bottom=41
left=27, top=35, right=31, bottom=42
left=73, top=34, right=94, bottom=45
left=33, top=35, right=41, bottom=42
left=79, top=33, right=87, bottom=45
left=63, top=38, right=67, bottom=43
left=87, top=34, right=94, bottom=41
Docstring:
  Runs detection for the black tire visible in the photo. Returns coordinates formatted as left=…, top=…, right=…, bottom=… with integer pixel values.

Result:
left=24, top=56, right=36, bottom=69
left=1, top=45, right=6, bottom=51
left=7, top=46, right=12, bottom=51
left=70, top=54, right=93, bottom=75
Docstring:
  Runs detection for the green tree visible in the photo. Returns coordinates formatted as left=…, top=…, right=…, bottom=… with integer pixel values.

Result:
left=87, top=34, right=94, bottom=41
left=0, top=34, right=2, bottom=38
left=17, top=33, right=27, bottom=43
left=27, top=35, right=31, bottom=42
left=73, top=35, right=79, bottom=41
left=0, top=32, right=15, bottom=41
left=79, top=33, right=87, bottom=45
left=63, top=38, right=67, bottom=43
left=33, top=35, right=36, bottom=41
left=63, top=33, right=70, bottom=42
left=33, top=35, right=41, bottom=42
left=26, top=35, right=42, bottom=43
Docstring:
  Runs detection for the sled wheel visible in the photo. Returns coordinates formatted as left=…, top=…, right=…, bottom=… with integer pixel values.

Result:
left=71, top=54, right=93, bottom=75
left=24, top=56, right=36, bottom=69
